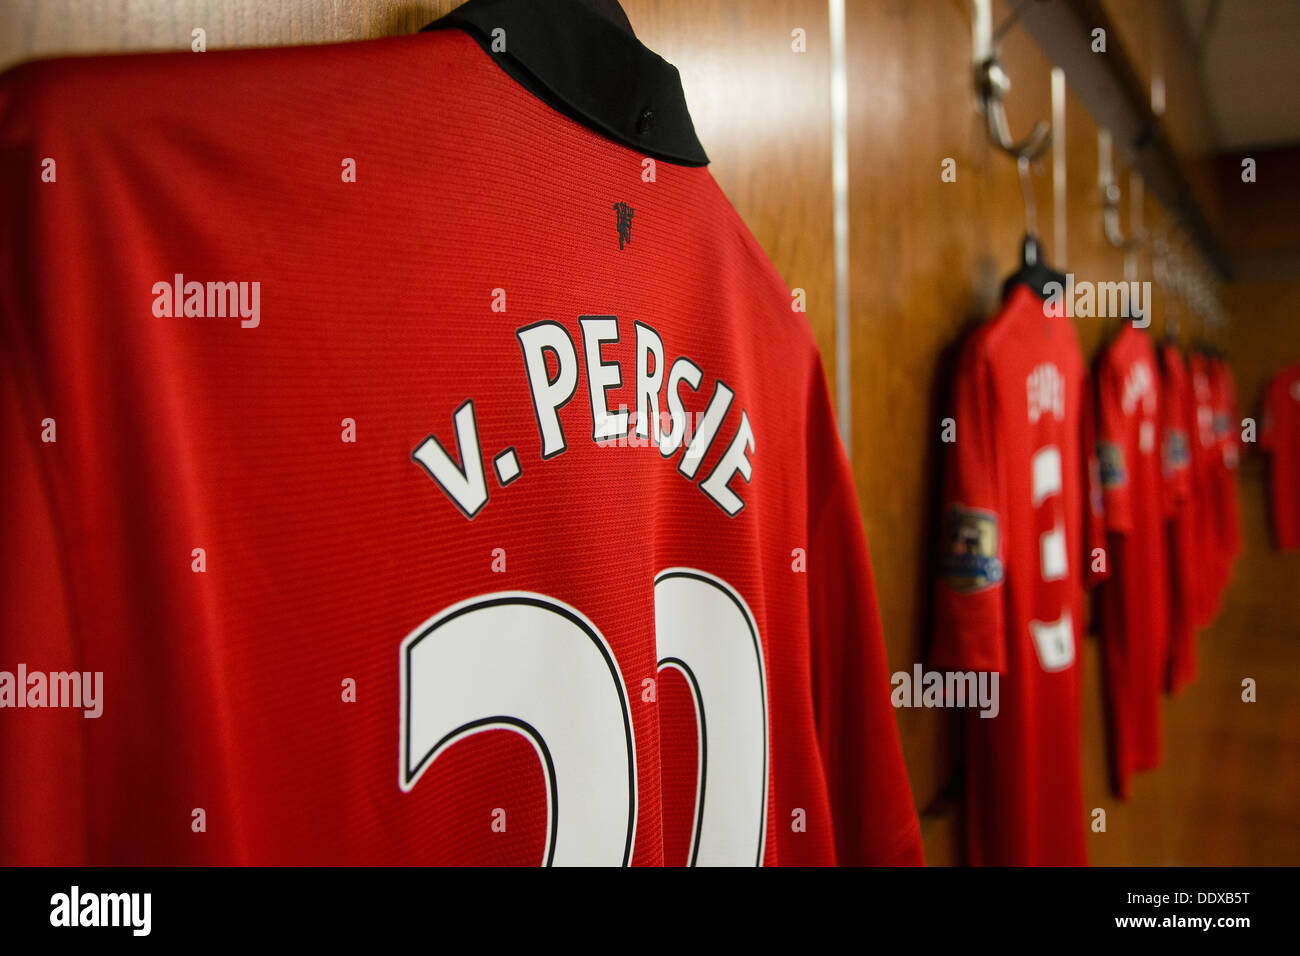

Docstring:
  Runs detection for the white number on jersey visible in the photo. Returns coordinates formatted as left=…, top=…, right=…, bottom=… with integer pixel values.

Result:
left=655, top=568, right=768, bottom=866
left=1029, top=445, right=1075, bottom=671
left=399, top=570, right=769, bottom=866
left=399, top=593, right=636, bottom=865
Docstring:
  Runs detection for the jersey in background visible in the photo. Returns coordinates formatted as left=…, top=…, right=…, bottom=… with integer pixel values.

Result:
left=1160, top=343, right=1199, bottom=693
left=932, top=283, right=1090, bottom=866
left=1096, top=322, right=1168, bottom=797
left=1260, top=364, right=1300, bottom=550
left=1188, top=353, right=1226, bottom=625
left=1210, top=357, right=1244, bottom=579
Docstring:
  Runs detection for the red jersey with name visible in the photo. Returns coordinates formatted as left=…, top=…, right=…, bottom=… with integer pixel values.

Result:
left=932, top=284, right=1089, bottom=866
left=1096, top=323, right=1167, bottom=797
left=1160, top=344, right=1198, bottom=693
left=1261, top=364, right=1300, bottom=550
left=0, top=31, right=921, bottom=866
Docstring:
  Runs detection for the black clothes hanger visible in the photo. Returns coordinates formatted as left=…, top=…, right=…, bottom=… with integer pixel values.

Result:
left=999, top=153, right=1065, bottom=303
left=572, top=0, right=636, bottom=37
left=1003, top=232, right=1067, bottom=302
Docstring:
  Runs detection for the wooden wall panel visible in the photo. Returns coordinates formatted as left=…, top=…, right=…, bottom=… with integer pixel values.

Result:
left=1098, top=0, right=1226, bottom=264
left=1214, top=146, right=1300, bottom=263
left=0, top=0, right=451, bottom=64
left=623, top=0, right=838, bottom=383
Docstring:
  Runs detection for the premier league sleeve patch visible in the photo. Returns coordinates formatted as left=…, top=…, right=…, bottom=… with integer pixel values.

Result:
left=1162, top=428, right=1190, bottom=475
left=941, top=505, right=1004, bottom=594
left=1098, top=440, right=1127, bottom=489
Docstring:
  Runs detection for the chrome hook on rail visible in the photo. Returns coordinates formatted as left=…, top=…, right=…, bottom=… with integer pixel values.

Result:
left=1098, top=128, right=1146, bottom=253
left=972, top=0, right=1053, bottom=163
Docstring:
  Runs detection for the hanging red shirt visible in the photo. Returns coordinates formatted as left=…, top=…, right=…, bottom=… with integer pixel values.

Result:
left=1188, top=353, right=1224, bottom=627
left=1210, top=357, right=1245, bottom=575
left=932, top=284, right=1090, bottom=865
left=0, top=7, right=922, bottom=866
left=1160, top=344, right=1198, bottom=693
left=1095, top=323, right=1168, bottom=797
left=1260, top=364, right=1300, bottom=550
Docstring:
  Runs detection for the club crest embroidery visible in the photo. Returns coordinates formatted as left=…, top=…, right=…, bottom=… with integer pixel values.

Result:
left=612, top=201, right=634, bottom=250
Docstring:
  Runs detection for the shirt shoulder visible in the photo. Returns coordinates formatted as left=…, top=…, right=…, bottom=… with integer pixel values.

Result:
left=976, top=287, right=1082, bottom=383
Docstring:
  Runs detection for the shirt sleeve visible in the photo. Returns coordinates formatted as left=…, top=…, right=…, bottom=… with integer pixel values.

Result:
left=1219, top=364, right=1242, bottom=470
left=931, top=342, right=1007, bottom=673
left=1218, top=364, right=1244, bottom=556
left=1096, top=355, right=1135, bottom=534
left=1081, top=372, right=1109, bottom=588
left=0, top=98, right=90, bottom=863
left=0, top=354, right=88, bottom=865
left=805, top=356, right=924, bottom=867
left=1161, top=367, right=1192, bottom=514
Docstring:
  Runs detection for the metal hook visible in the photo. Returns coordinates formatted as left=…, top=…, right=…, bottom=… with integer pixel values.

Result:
left=972, top=0, right=1052, bottom=163
left=1098, top=129, right=1145, bottom=252
left=1152, top=231, right=1182, bottom=337
left=1167, top=237, right=1225, bottom=332
left=1017, top=155, right=1038, bottom=239
left=1151, top=231, right=1170, bottom=286
left=1102, top=184, right=1145, bottom=251
left=976, top=57, right=1053, bottom=161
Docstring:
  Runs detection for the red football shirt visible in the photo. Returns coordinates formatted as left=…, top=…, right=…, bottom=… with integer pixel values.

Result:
left=932, top=283, right=1089, bottom=866
left=1260, top=364, right=1300, bottom=550
left=0, top=9, right=921, bottom=866
left=1210, top=357, right=1244, bottom=574
left=1188, top=353, right=1225, bottom=625
left=1160, top=344, right=1198, bottom=692
left=1082, top=371, right=1110, bottom=590
left=1096, top=322, right=1168, bottom=797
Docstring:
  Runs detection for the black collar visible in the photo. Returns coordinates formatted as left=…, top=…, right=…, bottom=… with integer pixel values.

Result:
left=424, top=0, right=708, bottom=166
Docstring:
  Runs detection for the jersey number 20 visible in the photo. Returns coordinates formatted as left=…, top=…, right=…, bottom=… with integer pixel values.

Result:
left=398, top=568, right=769, bottom=866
